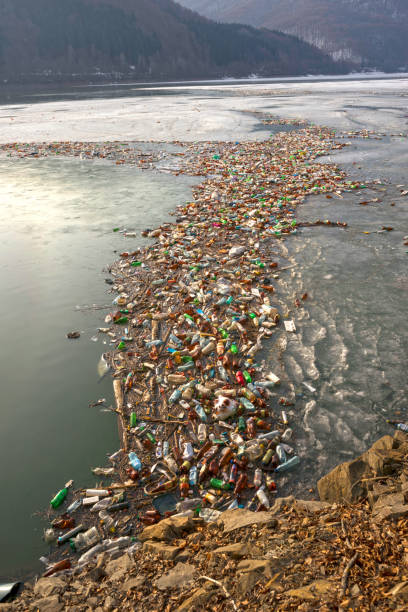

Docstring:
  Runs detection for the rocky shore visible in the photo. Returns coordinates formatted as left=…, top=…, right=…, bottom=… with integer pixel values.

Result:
left=2, top=119, right=403, bottom=610
left=4, top=431, right=408, bottom=611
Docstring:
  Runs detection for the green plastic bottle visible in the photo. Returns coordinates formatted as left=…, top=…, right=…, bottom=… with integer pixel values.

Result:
left=115, top=316, right=128, bottom=324
left=210, top=478, right=231, bottom=491
left=243, top=370, right=252, bottom=384
left=238, top=416, right=246, bottom=432
left=230, top=344, right=238, bottom=354
left=50, top=480, right=73, bottom=509
left=130, top=412, right=138, bottom=428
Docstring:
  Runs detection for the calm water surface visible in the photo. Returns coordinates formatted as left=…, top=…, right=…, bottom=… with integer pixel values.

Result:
left=0, top=156, right=196, bottom=580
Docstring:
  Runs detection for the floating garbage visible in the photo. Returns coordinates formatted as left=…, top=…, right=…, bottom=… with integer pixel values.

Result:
left=36, top=120, right=365, bottom=575
left=66, top=331, right=80, bottom=339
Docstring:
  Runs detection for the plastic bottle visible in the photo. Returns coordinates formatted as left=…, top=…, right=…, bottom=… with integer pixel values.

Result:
left=99, top=509, right=114, bottom=528
left=266, top=475, right=277, bottom=491
left=238, top=416, right=246, bottom=432
left=256, top=486, right=270, bottom=508
left=182, top=442, right=194, bottom=461
left=194, top=403, right=208, bottom=422
left=128, top=452, right=142, bottom=472
left=397, top=423, right=408, bottom=432
left=275, top=455, right=300, bottom=473
left=210, top=478, right=231, bottom=491
left=189, top=465, right=198, bottom=486
left=91, top=498, right=112, bottom=512
left=262, top=448, right=273, bottom=465
left=230, top=431, right=244, bottom=445
left=50, top=480, right=72, bottom=509
left=85, top=489, right=110, bottom=497
left=253, top=467, right=263, bottom=488
left=57, top=524, right=84, bottom=546
left=276, top=444, right=287, bottom=464
left=130, top=412, right=138, bottom=428
left=229, top=462, right=238, bottom=484
left=197, top=423, right=207, bottom=443
left=243, top=370, right=252, bottom=384
left=176, top=497, right=202, bottom=513
left=245, top=439, right=264, bottom=461
left=240, top=397, right=256, bottom=411
left=164, top=455, right=179, bottom=474
left=219, top=446, right=233, bottom=467
left=234, top=472, right=248, bottom=495
left=70, top=526, right=100, bottom=551
left=155, top=441, right=163, bottom=459
left=179, top=475, right=189, bottom=498
left=235, top=371, right=245, bottom=385
left=246, top=417, right=256, bottom=438
left=66, top=498, right=82, bottom=513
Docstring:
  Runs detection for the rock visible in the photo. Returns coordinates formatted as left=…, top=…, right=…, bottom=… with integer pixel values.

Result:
left=270, top=496, right=295, bottom=515
left=212, top=542, right=261, bottom=559
left=33, top=577, right=66, bottom=598
left=368, top=482, right=396, bottom=507
left=29, top=595, right=63, bottom=611
left=156, top=563, right=195, bottom=590
left=286, top=579, right=333, bottom=601
left=103, top=595, right=117, bottom=611
left=139, top=515, right=195, bottom=542
left=85, top=597, right=99, bottom=607
left=318, top=456, right=371, bottom=503
left=121, top=575, right=146, bottom=592
left=87, top=566, right=106, bottom=582
left=393, top=430, right=408, bottom=448
left=318, top=435, right=403, bottom=504
left=104, top=553, right=133, bottom=580
left=372, top=503, right=408, bottom=523
left=143, top=540, right=182, bottom=560
left=218, top=509, right=278, bottom=533
left=236, top=559, right=273, bottom=595
left=373, top=491, right=404, bottom=512
left=176, top=585, right=215, bottom=611
left=174, top=550, right=192, bottom=563
left=294, top=499, right=331, bottom=513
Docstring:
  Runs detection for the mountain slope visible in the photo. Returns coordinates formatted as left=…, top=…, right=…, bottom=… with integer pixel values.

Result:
left=0, top=0, right=345, bottom=83
left=176, top=0, right=408, bottom=70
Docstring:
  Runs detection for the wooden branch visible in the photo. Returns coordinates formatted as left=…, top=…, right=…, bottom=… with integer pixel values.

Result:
left=340, top=552, right=358, bottom=598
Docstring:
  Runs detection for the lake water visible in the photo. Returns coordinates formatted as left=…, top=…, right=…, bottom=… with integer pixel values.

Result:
left=0, top=155, right=196, bottom=580
left=0, top=74, right=407, bottom=580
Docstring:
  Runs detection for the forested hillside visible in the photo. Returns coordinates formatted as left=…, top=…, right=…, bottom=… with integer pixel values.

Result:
left=0, top=0, right=346, bottom=83
left=176, top=0, right=408, bottom=71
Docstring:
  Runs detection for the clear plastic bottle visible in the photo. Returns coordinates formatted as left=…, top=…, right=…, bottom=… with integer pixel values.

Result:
left=70, top=526, right=100, bottom=551
left=253, top=467, right=263, bottom=488
left=256, top=486, right=270, bottom=508
left=197, top=423, right=207, bottom=443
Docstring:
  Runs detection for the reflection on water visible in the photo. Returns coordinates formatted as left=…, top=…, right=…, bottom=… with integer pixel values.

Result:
left=0, top=156, right=196, bottom=580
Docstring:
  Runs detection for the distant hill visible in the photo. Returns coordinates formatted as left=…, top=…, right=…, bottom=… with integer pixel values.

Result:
left=176, top=0, right=408, bottom=71
left=0, top=0, right=346, bottom=83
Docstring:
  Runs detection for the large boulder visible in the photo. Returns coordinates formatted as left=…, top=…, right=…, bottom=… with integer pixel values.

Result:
left=318, top=434, right=403, bottom=504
